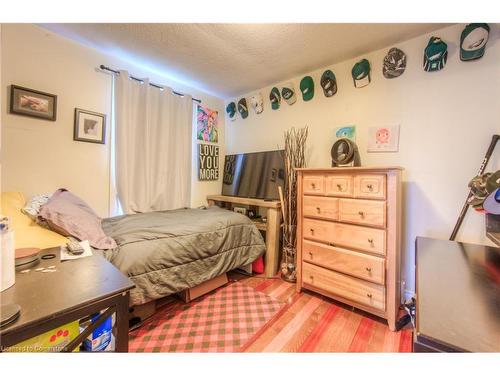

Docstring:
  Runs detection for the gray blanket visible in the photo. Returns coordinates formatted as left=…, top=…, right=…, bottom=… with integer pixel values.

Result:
left=101, top=206, right=266, bottom=305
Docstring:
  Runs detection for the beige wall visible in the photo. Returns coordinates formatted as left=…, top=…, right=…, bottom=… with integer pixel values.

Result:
left=225, top=23, right=500, bottom=296
left=1, top=24, right=224, bottom=216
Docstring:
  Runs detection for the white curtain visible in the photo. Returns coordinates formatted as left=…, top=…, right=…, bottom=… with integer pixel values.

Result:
left=114, top=71, right=193, bottom=214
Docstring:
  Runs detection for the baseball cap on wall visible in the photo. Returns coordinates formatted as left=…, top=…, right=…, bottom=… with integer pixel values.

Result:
left=225, top=101, right=237, bottom=121
left=269, top=87, right=281, bottom=110
left=300, top=76, right=314, bottom=101
left=423, top=37, right=448, bottom=72
left=320, top=70, right=337, bottom=97
left=351, top=59, right=371, bottom=88
left=250, top=92, right=264, bottom=114
left=383, top=48, right=407, bottom=79
left=238, top=98, right=249, bottom=119
left=460, top=23, right=490, bottom=61
left=281, top=83, right=297, bottom=105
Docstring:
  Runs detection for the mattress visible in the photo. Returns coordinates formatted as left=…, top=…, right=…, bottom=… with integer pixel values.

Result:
left=101, top=206, right=266, bottom=305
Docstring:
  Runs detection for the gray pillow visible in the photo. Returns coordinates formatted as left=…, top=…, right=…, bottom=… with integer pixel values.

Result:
left=38, top=189, right=116, bottom=250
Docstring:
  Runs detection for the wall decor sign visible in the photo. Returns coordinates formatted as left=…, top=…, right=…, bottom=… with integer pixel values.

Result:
left=196, top=104, right=218, bottom=142
left=73, top=108, right=106, bottom=144
left=198, top=144, right=219, bottom=181
left=10, top=85, right=57, bottom=121
left=367, top=125, right=400, bottom=152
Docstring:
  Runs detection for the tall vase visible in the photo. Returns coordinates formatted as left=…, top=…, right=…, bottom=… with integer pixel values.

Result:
left=281, top=224, right=297, bottom=283
left=280, top=126, right=308, bottom=283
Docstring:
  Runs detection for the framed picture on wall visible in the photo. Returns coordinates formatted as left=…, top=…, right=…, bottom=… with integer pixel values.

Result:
left=73, top=108, right=106, bottom=144
left=367, top=125, right=400, bottom=152
left=10, top=85, right=57, bottom=121
left=196, top=104, right=219, bottom=143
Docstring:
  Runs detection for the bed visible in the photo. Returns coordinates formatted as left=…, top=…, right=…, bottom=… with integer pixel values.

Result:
left=100, top=206, right=265, bottom=305
left=3, top=190, right=266, bottom=306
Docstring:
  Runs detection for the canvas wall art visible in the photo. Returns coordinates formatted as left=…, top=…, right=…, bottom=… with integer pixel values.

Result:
left=334, top=125, right=356, bottom=141
left=198, top=144, right=219, bottom=181
left=367, top=125, right=400, bottom=152
left=196, top=105, right=218, bottom=143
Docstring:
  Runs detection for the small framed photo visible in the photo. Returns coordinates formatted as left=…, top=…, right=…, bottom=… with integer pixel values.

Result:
left=10, top=85, right=57, bottom=121
left=73, top=108, right=106, bottom=144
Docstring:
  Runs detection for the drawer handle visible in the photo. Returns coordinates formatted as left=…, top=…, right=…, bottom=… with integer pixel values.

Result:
left=336, top=183, right=343, bottom=191
left=367, top=293, right=373, bottom=298
left=366, top=267, right=372, bottom=272
left=308, top=251, right=313, bottom=258
left=316, top=207, right=321, bottom=213
left=366, top=184, right=373, bottom=191
left=310, top=228, right=315, bottom=235
left=309, top=275, right=314, bottom=282
left=367, top=238, right=374, bottom=245
left=358, top=211, right=365, bottom=218
left=311, top=183, right=316, bottom=189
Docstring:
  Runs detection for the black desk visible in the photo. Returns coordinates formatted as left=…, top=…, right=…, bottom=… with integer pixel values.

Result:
left=0, top=248, right=134, bottom=352
left=414, top=237, right=500, bottom=352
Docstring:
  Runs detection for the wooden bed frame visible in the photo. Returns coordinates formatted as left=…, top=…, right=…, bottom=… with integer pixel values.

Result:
left=129, top=273, right=229, bottom=322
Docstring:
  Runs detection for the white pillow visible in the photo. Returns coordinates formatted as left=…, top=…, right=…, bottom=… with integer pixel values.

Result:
left=21, top=194, right=52, bottom=223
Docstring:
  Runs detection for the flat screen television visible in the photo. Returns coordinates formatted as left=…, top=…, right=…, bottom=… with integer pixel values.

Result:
left=221, top=150, right=285, bottom=201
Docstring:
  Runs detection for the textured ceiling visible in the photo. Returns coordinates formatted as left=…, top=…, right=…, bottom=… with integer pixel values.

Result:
left=41, top=23, right=448, bottom=99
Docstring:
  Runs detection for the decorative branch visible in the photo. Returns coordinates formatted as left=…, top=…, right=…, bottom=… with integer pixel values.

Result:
left=281, top=126, right=308, bottom=281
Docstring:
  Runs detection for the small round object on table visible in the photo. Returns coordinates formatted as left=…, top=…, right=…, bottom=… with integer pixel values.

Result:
left=15, top=247, right=41, bottom=269
left=0, top=303, right=21, bottom=328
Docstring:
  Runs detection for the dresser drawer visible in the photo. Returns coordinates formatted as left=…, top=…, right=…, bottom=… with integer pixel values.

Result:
left=302, top=262, right=385, bottom=311
left=303, top=218, right=333, bottom=243
left=339, top=199, right=386, bottom=228
left=302, top=219, right=386, bottom=256
left=354, top=174, right=386, bottom=200
left=302, top=240, right=385, bottom=285
left=332, top=222, right=386, bottom=255
left=325, top=175, right=353, bottom=197
left=303, top=196, right=339, bottom=220
left=303, top=174, right=325, bottom=195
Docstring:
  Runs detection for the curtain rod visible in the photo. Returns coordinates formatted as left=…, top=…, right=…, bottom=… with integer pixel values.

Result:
left=99, top=64, right=201, bottom=104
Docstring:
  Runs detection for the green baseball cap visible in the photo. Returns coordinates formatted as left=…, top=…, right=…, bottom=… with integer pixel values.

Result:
left=300, top=76, right=314, bottom=101
left=423, top=37, right=448, bottom=72
left=351, top=59, right=371, bottom=88
left=320, top=70, right=337, bottom=97
left=225, top=101, right=236, bottom=121
left=460, top=23, right=489, bottom=61
left=269, top=87, right=281, bottom=110
left=238, top=98, right=249, bottom=119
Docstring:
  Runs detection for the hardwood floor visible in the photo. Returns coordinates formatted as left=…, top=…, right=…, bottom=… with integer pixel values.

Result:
left=230, top=272, right=413, bottom=352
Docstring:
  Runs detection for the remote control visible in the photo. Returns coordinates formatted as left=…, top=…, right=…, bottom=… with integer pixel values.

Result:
left=66, top=237, right=84, bottom=255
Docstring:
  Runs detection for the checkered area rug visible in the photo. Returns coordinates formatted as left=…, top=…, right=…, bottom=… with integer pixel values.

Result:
left=129, top=282, right=284, bottom=352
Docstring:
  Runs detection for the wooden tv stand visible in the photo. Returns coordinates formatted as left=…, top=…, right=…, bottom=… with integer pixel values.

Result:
left=207, top=194, right=281, bottom=277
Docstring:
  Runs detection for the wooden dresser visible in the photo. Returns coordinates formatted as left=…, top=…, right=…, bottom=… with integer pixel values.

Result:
left=296, top=167, right=403, bottom=331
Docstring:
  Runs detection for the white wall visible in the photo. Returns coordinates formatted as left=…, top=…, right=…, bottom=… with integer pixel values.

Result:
left=1, top=24, right=224, bottom=216
left=225, top=23, right=500, bottom=296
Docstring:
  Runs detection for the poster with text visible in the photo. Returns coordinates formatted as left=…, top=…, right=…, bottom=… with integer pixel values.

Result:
left=367, top=125, right=400, bottom=152
left=198, top=144, right=219, bottom=181
left=197, top=105, right=218, bottom=143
